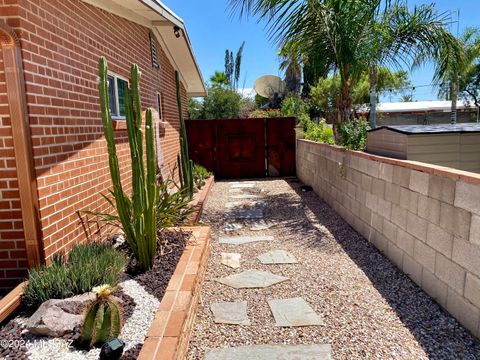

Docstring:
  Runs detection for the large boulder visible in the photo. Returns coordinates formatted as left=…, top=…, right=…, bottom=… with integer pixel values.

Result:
left=26, top=292, right=96, bottom=337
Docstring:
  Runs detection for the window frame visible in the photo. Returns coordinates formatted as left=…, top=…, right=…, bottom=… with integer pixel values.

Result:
left=108, top=72, right=129, bottom=120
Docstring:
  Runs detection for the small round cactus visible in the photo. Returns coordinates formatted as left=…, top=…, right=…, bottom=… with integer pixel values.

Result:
left=80, top=285, right=123, bottom=348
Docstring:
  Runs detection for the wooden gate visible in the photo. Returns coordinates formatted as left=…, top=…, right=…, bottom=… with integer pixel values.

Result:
left=185, top=117, right=296, bottom=179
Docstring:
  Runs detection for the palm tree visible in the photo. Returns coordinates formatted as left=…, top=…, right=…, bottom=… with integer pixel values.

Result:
left=210, top=71, right=230, bottom=87
left=229, top=0, right=459, bottom=132
left=279, top=41, right=303, bottom=94
left=434, top=28, right=480, bottom=124
left=366, top=3, right=460, bottom=128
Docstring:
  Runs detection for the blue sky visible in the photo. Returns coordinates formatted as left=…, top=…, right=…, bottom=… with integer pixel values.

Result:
left=162, top=0, right=480, bottom=102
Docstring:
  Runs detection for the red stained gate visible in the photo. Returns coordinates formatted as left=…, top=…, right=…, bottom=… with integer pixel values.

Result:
left=185, top=117, right=296, bottom=179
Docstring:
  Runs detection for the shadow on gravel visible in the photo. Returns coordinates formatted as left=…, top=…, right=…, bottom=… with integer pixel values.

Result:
left=285, top=178, right=480, bottom=360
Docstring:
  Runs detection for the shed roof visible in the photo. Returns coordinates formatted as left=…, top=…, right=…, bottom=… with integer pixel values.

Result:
left=82, top=0, right=206, bottom=96
left=357, top=100, right=476, bottom=114
left=368, top=123, right=480, bottom=135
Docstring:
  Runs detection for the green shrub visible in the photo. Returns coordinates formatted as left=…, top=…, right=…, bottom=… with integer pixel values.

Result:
left=281, top=94, right=309, bottom=117
left=248, top=109, right=282, bottom=118
left=23, top=243, right=126, bottom=308
left=193, top=164, right=212, bottom=190
left=338, top=117, right=370, bottom=150
left=157, top=180, right=196, bottom=228
left=303, top=119, right=335, bottom=144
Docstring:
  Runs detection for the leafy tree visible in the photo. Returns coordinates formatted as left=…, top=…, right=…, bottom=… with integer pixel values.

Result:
left=310, top=68, right=410, bottom=118
left=187, top=97, right=203, bottom=119
left=229, top=0, right=459, bottom=133
left=434, top=28, right=480, bottom=123
left=203, top=86, right=241, bottom=119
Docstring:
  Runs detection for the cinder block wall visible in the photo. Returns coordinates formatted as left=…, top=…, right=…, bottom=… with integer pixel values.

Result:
left=297, top=139, right=480, bottom=338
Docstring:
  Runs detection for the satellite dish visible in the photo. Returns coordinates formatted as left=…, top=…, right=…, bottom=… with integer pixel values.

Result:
left=253, top=75, right=286, bottom=98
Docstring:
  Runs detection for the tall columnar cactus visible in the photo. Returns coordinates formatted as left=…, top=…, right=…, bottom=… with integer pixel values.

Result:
left=81, top=285, right=123, bottom=348
left=175, top=71, right=194, bottom=199
left=98, top=57, right=158, bottom=271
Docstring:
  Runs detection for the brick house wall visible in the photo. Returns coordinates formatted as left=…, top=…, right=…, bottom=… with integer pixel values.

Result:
left=0, top=0, right=188, bottom=290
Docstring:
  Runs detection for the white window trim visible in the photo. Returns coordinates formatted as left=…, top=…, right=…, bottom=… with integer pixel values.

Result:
left=108, top=72, right=129, bottom=120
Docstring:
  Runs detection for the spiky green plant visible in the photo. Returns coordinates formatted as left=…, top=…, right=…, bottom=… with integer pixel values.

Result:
left=81, top=285, right=123, bottom=348
left=97, top=57, right=159, bottom=271
left=176, top=70, right=194, bottom=199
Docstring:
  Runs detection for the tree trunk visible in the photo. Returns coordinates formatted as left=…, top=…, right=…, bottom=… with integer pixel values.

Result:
left=369, top=67, right=378, bottom=129
left=450, top=76, right=458, bottom=125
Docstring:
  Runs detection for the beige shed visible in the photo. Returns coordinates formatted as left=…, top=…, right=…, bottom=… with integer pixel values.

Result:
left=366, top=124, right=480, bottom=173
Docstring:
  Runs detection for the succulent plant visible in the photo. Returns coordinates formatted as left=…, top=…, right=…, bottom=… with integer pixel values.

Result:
left=80, top=285, right=123, bottom=348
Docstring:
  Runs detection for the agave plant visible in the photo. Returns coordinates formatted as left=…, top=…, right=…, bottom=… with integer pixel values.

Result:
left=96, top=57, right=159, bottom=271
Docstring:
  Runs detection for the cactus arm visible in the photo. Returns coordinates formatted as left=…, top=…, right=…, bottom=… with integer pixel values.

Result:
left=108, top=299, right=122, bottom=338
left=95, top=302, right=112, bottom=345
left=91, top=302, right=105, bottom=346
left=98, top=57, right=136, bottom=254
left=145, top=108, right=158, bottom=261
left=80, top=301, right=99, bottom=344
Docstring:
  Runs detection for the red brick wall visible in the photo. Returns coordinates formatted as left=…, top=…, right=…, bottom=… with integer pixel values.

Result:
left=0, top=0, right=188, bottom=289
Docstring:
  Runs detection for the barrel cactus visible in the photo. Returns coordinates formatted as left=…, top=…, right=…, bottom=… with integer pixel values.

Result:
left=81, top=285, right=123, bottom=348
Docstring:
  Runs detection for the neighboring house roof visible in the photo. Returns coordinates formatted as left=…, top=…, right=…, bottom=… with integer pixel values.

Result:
left=368, top=123, right=480, bottom=135
left=82, top=0, right=206, bottom=96
left=357, top=100, right=477, bottom=114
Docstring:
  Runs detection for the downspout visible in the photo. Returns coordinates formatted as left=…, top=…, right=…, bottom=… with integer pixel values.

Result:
left=0, top=21, right=43, bottom=268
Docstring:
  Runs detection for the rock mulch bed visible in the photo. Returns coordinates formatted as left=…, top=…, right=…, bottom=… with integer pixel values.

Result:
left=187, top=179, right=480, bottom=359
left=0, top=230, right=188, bottom=360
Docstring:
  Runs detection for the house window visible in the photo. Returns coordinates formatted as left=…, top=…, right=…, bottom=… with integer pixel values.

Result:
left=108, top=74, right=128, bottom=118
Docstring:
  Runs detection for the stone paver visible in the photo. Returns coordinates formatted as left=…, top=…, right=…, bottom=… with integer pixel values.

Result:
left=225, top=209, right=263, bottom=219
left=205, top=344, right=332, bottom=360
left=268, top=297, right=324, bottom=327
left=221, top=252, right=241, bottom=269
left=210, top=301, right=250, bottom=325
left=258, top=250, right=297, bottom=264
left=219, top=236, right=274, bottom=245
left=223, top=222, right=243, bottom=232
left=249, top=220, right=273, bottom=231
left=225, top=201, right=242, bottom=209
left=216, top=270, right=288, bottom=289
left=231, top=183, right=256, bottom=189
left=229, top=194, right=260, bottom=200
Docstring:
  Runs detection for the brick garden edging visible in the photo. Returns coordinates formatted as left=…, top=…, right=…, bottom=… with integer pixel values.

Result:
left=191, top=176, right=215, bottom=223
left=138, top=226, right=211, bottom=360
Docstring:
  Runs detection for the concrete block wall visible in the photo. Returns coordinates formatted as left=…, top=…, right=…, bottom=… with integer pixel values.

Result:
left=297, top=139, right=480, bottom=338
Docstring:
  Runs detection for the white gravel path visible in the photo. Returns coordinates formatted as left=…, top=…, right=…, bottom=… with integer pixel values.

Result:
left=25, top=278, right=159, bottom=360
left=187, top=179, right=480, bottom=360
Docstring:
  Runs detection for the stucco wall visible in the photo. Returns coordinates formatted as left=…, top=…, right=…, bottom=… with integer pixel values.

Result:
left=297, top=139, right=480, bottom=338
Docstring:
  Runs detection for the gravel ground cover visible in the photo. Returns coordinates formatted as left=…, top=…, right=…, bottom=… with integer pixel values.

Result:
left=187, top=178, right=480, bottom=360
left=0, top=230, right=188, bottom=360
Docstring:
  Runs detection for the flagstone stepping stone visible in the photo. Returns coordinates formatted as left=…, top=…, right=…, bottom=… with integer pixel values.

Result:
left=205, top=344, right=332, bottom=360
left=230, top=194, right=260, bottom=199
left=216, top=270, right=288, bottom=289
left=268, top=297, right=324, bottom=327
left=219, top=236, right=273, bottom=245
left=210, top=301, right=250, bottom=325
left=231, top=183, right=255, bottom=189
left=225, top=209, right=263, bottom=219
left=258, top=250, right=297, bottom=264
left=249, top=219, right=272, bottom=231
left=225, top=201, right=242, bottom=209
left=223, top=222, right=243, bottom=232
left=221, top=252, right=241, bottom=269
left=229, top=188, right=243, bottom=193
